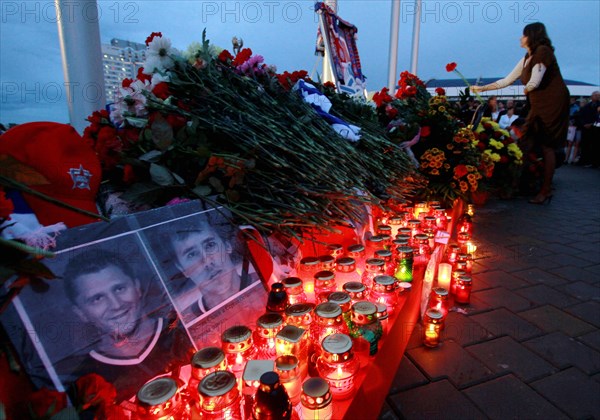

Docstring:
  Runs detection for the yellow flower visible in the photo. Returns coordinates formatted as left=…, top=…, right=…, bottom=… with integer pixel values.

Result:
left=439, top=106, right=446, bottom=112
left=489, top=139, right=504, bottom=150
left=490, top=153, right=501, bottom=162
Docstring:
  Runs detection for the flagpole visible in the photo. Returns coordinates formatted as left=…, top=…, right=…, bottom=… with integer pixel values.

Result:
left=387, top=0, right=401, bottom=90
left=55, top=0, right=106, bottom=134
left=410, top=0, right=422, bottom=75
left=322, top=0, right=338, bottom=84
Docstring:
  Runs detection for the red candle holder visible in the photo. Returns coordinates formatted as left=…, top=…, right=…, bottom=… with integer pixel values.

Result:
left=455, top=275, right=473, bottom=304
left=314, top=270, right=337, bottom=299
left=136, top=377, right=189, bottom=420
left=370, top=275, right=398, bottom=314
left=221, top=325, right=257, bottom=378
left=361, top=258, right=385, bottom=289
left=428, top=287, right=450, bottom=319
left=254, top=313, right=284, bottom=359
left=300, top=378, right=333, bottom=420
left=298, top=256, right=320, bottom=296
left=334, top=257, right=361, bottom=285
left=346, top=244, right=366, bottom=275
left=374, top=249, right=395, bottom=276
left=316, top=334, right=359, bottom=400
left=191, top=347, right=228, bottom=383
left=313, top=302, right=348, bottom=347
left=422, top=309, right=444, bottom=348
left=197, top=371, right=243, bottom=419
left=281, top=277, right=307, bottom=305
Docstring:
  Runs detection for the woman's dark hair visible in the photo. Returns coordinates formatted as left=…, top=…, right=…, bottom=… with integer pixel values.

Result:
left=523, top=22, right=554, bottom=53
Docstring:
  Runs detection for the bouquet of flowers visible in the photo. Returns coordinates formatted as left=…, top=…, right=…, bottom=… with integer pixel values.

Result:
left=371, top=72, right=488, bottom=205
left=84, top=31, right=421, bottom=238
left=473, top=117, right=524, bottom=197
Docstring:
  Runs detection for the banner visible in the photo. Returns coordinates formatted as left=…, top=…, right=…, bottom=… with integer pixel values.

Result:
left=315, top=2, right=366, bottom=97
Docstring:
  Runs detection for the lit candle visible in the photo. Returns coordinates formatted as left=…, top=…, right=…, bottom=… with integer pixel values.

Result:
left=466, top=241, right=477, bottom=256
left=370, top=275, right=398, bottom=314
left=313, top=302, right=348, bottom=347
left=191, top=347, right=228, bottom=383
left=136, top=377, right=189, bottom=419
left=300, top=378, right=333, bottom=420
left=276, top=325, right=309, bottom=379
left=422, top=309, right=444, bottom=348
left=282, top=277, right=307, bottom=305
left=221, top=326, right=257, bottom=379
left=437, top=263, right=452, bottom=291
left=254, top=313, right=284, bottom=359
left=346, top=244, right=366, bottom=276
left=394, top=246, right=414, bottom=283
left=275, top=355, right=302, bottom=406
left=198, top=371, right=243, bottom=419
left=316, top=334, right=359, bottom=400
left=429, top=287, right=449, bottom=319
left=298, top=257, right=320, bottom=297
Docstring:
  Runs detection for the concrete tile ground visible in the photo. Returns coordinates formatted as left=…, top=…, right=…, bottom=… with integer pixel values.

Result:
left=381, top=166, right=600, bottom=419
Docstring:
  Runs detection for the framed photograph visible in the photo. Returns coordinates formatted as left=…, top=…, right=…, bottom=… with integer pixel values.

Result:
left=2, top=201, right=269, bottom=401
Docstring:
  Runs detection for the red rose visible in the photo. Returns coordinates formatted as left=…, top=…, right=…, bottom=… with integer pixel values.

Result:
left=454, top=164, right=468, bottom=178
left=420, top=126, right=431, bottom=137
left=0, top=187, right=14, bottom=220
left=435, top=87, right=446, bottom=96
left=373, top=87, right=392, bottom=107
left=446, top=62, right=457, bottom=72
left=152, top=82, right=170, bottom=100
left=75, top=373, right=117, bottom=410
left=218, top=49, right=234, bottom=63
left=145, top=31, right=162, bottom=46
left=28, top=388, right=67, bottom=418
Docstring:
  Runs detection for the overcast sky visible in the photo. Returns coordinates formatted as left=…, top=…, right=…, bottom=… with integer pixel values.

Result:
left=1, top=0, right=599, bottom=125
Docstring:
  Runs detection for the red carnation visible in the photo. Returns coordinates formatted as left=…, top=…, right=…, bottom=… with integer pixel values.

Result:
left=405, top=85, right=417, bottom=96
left=446, top=62, right=457, bottom=72
left=373, top=87, right=393, bottom=107
left=137, top=68, right=152, bottom=83
left=232, top=48, right=253, bottom=66
left=420, top=126, right=431, bottom=137
left=145, top=32, right=163, bottom=46
left=218, top=49, right=234, bottom=63
left=75, top=373, right=117, bottom=411
left=152, top=82, right=170, bottom=100
left=435, top=87, right=446, bottom=96
left=385, top=105, right=398, bottom=119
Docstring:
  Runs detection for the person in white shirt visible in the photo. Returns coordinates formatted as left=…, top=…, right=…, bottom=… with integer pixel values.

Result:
left=499, top=106, right=519, bottom=129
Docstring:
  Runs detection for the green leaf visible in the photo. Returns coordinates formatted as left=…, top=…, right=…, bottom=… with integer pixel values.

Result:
left=149, top=163, right=175, bottom=186
left=151, top=114, right=174, bottom=150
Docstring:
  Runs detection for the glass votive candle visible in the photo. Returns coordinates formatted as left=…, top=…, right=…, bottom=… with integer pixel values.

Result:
left=403, top=207, right=414, bottom=221
left=414, top=202, right=429, bottom=219
left=136, top=377, right=189, bottom=420
left=318, top=254, right=336, bottom=272
left=413, top=233, right=431, bottom=257
left=327, top=243, right=344, bottom=259
left=388, top=216, right=404, bottom=238
left=221, top=325, right=257, bottom=378
left=374, top=249, right=395, bottom=276
left=437, top=262, right=452, bottom=291
left=394, top=246, right=414, bottom=283
left=342, top=281, right=368, bottom=304
left=316, top=334, right=359, bottom=400
left=275, top=355, right=302, bottom=405
left=456, top=254, right=473, bottom=274
left=397, top=228, right=412, bottom=240
left=298, top=257, right=320, bottom=296
left=455, top=275, right=473, bottom=304
left=300, top=377, right=333, bottom=420
left=198, top=371, right=243, bottom=419
left=346, top=244, right=366, bottom=275
left=447, top=244, right=460, bottom=264
left=429, top=287, right=450, bottom=319
left=407, top=219, right=421, bottom=240
left=350, top=301, right=382, bottom=356
left=379, top=233, right=392, bottom=249
left=282, top=277, right=307, bottom=305
left=314, top=270, right=336, bottom=301
left=422, top=309, right=444, bottom=348
left=276, top=325, right=309, bottom=379
left=450, top=269, right=466, bottom=295
left=365, top=235, right=385, bottom=258
left=313, top=302, right=348, bottom=347
left=254, top=313, right=284, bottom=359
left=361, top=258, right=385, bottom=289
left=423, top=216, right=437, bottom=230
left=465, top=241, right=477, bottom=256
left=370, top=275, right=398, bottom=314
left=191, top=347, right=228, bottom=384
left=285, top=303, right=315, bottom=332
left=434, top=208, right=448, bottom=231
left=266, top=282, right=289, bottom=314
left=457, top=232, right=471, bottom=252
left=334, top=257, right=361, bottom=285
left=375, top=302, right=389, bottom=337
left=376, top=224, right=392, bottom=237
left=328, top=291, right=352, bottom=330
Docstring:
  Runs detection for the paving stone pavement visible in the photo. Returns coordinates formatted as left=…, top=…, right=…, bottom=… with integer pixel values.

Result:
left=380, top=165, right=600, bottom=420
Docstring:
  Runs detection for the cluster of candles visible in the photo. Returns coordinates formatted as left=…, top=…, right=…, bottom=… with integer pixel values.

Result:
left=132, top=201, right=467, bottom=419
left=422, top=207, right=477, bottom=348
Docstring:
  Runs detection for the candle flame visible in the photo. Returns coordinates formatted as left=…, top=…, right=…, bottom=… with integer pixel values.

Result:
left=235, top=352, right=243, bottom=366
left=336, top=365, right=343, bottom=379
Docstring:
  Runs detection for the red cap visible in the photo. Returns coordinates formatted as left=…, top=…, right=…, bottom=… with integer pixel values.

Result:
left=0, top=122, right=101, bottom=227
